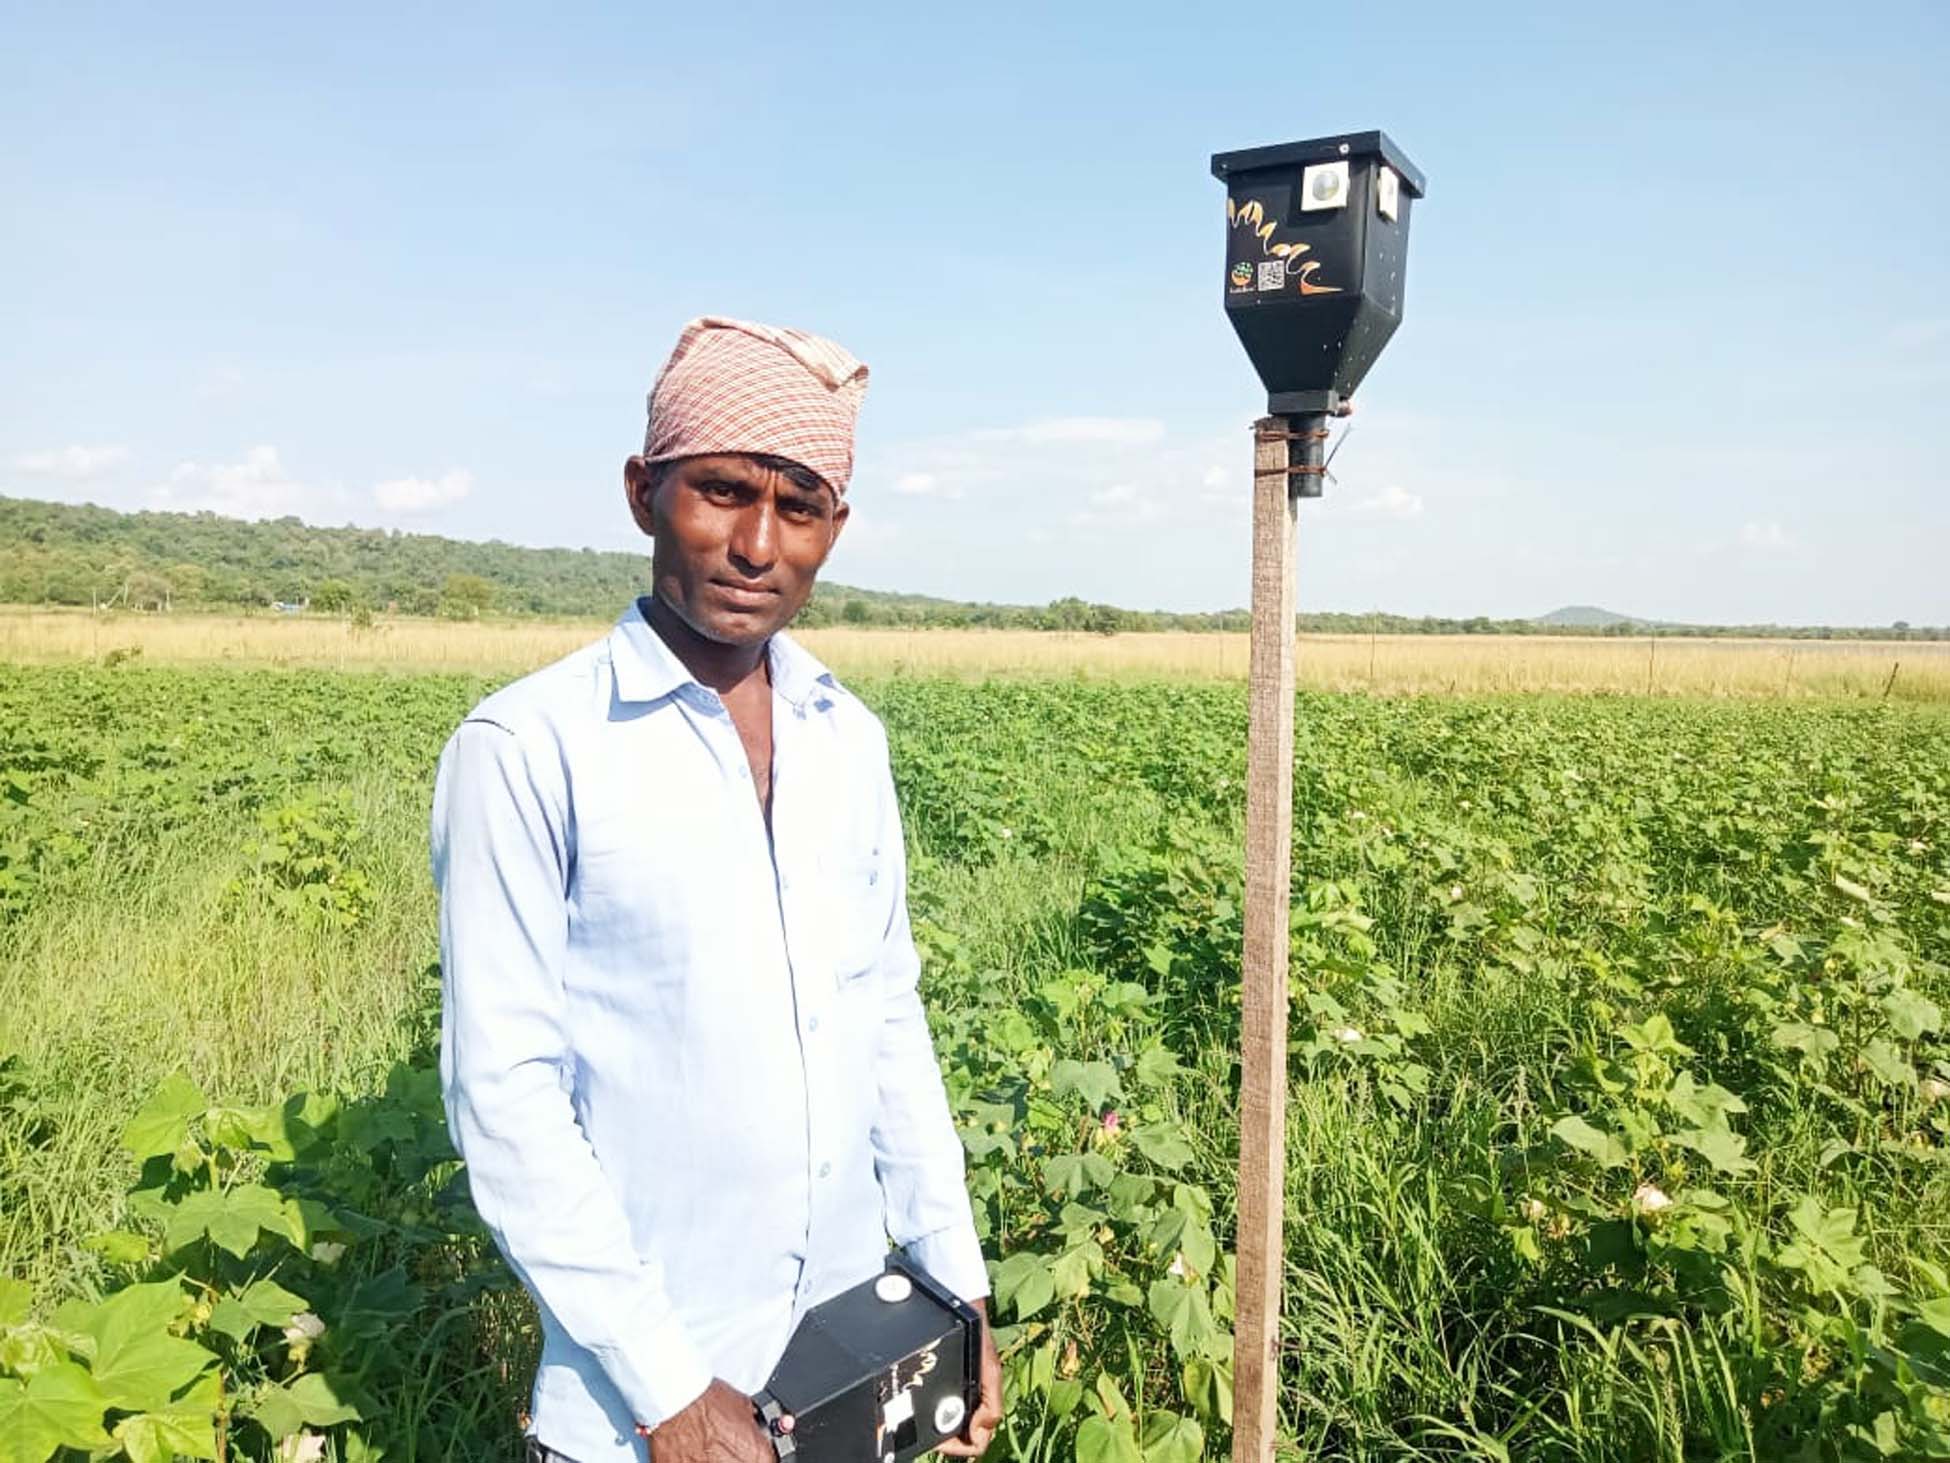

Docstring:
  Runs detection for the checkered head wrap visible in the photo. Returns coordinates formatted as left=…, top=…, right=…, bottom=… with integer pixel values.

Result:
left=641, top=316, right=869, bottom=497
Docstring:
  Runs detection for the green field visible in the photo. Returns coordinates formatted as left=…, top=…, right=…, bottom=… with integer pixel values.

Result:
left=3, top=665, right=1949, bottom=1462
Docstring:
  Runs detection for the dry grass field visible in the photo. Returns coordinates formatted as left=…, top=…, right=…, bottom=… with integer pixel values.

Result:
left=1, top=606, right=1945, bottom=700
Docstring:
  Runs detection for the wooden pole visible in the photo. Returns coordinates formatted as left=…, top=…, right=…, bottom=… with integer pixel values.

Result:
left=1232, top=419, right=1297, bottom=1463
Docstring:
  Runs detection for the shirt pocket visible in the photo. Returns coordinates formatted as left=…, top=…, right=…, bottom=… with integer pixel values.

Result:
left=826, top=845, right=889, bottom=987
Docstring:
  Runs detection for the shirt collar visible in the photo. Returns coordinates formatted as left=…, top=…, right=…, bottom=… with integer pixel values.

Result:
left=609, top=598, right=836, bottom=711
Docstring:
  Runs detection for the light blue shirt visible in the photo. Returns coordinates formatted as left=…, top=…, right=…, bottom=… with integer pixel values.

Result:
left=431, top=602, right=987, bottom=1463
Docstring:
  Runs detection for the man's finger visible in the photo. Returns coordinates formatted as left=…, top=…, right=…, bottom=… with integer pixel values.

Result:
left=933, top=1428, right=992, bottom=1459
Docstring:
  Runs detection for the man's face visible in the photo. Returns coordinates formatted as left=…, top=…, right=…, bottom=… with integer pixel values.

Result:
left=625, top=453, right=849, bottom=647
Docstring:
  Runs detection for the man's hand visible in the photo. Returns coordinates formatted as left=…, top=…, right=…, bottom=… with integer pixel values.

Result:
left=935, top=1300, right=1002, bottom=1458
left=644, top=1380, right=774, bottom=1463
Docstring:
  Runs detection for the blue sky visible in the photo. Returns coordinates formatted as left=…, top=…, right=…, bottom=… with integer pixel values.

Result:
left=3, top=1, right=1945, bottom=624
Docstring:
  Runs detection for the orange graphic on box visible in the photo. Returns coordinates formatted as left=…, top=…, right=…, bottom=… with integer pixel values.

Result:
left=1226, top=196, right=1342, bottom=296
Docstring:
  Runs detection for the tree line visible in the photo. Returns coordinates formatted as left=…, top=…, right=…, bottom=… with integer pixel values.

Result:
left=0, top=494, right=1940, bottom=638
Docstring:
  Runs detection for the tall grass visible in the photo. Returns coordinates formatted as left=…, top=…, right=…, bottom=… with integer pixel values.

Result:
left=4, top=607, right=1945, bottom=700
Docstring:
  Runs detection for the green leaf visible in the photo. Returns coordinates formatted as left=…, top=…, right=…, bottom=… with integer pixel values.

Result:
left=77, top=1280, right=213, bottom=1414
left=122, top=1071, right=208, bottom=1161
left=1044, top=1153, right=1116, bottom=1199
left=1050, top=1061, right=1122, bottom=1114
left=1044, top=1379, right=1083, bottom=1421
left=164, top=1184, right=292, bottom=1258
left=1180, top=1357, right=1233, bottom=1425
left=229, top=1280, right=308, bottom=1334
left=1134, top=1045, right=1188, bottom=1087
left=244, top=1093, right=340, bottom=1163
left=1056, top=1203, right=1109, bottom=1241
left=1771, top=1022, right=1839, bottom=1066
left=1077, top=1413, right=1142, bottom=1463
left=0, top=1361, right=110, bottom=1463
left=83, top=1231, right=153, bottom=1267
left=1144, top=1209, right=1217, bottom=1279
left=1675, top=1122, right=1755, bottom=1176
left=1618, top=1013, right=1690, bottom=1058
left=1050, top=1241, right=1103, bottom=1299
left=990, top=1253, right=1057, bottom=1322
left=111, top=1373, right=220, bottom=1463
left=1127, top=1126, right=1195, bottom=1173
left=1777, top=1198, right=1868, bottom=1294
left=1550, top=1115, right=1628, bottom=1168
left=248, top=1373, right=361, bottom=1442
left=1103, top=1173, right=1156, bottom=1221
left=1139, top=1410, right=1204, bottom=1463
left=1091, top=1372, right=1130, bottom=1421
left=1664, top=1072, right=1747, bottom=1127
left=204, top=1107, right=256, bottom=1152
left=1860, top=1038, right=1914, bottom=1090
left=1147, top=1280, right=1220, bottom=1359
left=1912, top=1296, right=1950, bottom=1339
left=1882, top=989, right=1943, bottom=1042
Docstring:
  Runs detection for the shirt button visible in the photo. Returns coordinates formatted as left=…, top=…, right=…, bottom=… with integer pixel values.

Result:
left=817, top=1161, right=832, bottom=1179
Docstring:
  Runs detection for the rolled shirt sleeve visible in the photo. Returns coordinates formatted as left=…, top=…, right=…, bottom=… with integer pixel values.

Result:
left=433, top=718, right=713, bottom=1430
left=865, top=759, right=991, bottom=1304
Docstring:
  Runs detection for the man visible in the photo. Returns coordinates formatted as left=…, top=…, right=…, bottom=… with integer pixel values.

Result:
left=432, top=317, right=1002, bottom=1463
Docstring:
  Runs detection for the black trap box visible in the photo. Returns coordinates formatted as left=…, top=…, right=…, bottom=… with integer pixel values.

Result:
left=1211, top=130, right=1427, bottom=416
left=751, top=1260, right=981, bottom=1463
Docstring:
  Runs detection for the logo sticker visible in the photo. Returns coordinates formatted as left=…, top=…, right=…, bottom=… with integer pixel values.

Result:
left=1229, top=261, right=1253, bottom=290
left=1226, top=195, right=1342, bottom=296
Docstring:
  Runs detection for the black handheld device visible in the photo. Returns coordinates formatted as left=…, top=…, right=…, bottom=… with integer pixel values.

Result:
left=751, top=1259, right=981, bottom=1463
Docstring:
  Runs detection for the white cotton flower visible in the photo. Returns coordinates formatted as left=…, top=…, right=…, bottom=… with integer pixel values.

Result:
left=1332, top=1027, right=1363, bottom=1044
left=1922, top=1077, right=1949, bottom=1106
left=283, top=1312, right=326, bottom=1344
left=1167, top=1253, right=1190, bottom=1279
left=1519, top=1197, right=1548, bottom=1223
left=998, top=827, right=1013, bottom=840
left=1449, top=885, right=1463, bottom=901
left=278, top=1433, right=327, bottom=1463
left=1632, top=1183, right=1673, bottom=1216
left=309, top=1241, right=347, bottom=1265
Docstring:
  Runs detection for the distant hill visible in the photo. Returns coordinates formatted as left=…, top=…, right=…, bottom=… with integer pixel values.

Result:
left=0, top=495, right=1941, bottom=639
left=0, top=494, right=1247, bottom=631
left=1536, top=604, right=1646, bottom=629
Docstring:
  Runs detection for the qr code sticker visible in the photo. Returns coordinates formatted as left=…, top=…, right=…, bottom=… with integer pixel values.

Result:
left=1257, top=260, right=1286, bottom=291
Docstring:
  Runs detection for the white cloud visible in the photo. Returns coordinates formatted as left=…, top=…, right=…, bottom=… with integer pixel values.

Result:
left=993, top=417, right=1166, bottom=447
left=373, top=468, right=474, bottom=513
left=151, top=446, right=310, bottom=518
left=860, top=414, right=1187, bottom=511
left=1740, top=519, right=1792, bottom=551
left=11, top=444, right=131, bottom=480
left=1351, top=484, right=1425, bottom=520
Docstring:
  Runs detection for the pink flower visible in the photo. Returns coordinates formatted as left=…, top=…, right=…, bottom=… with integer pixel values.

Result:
left=1101, top=1110, right=1122, bottom=1135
